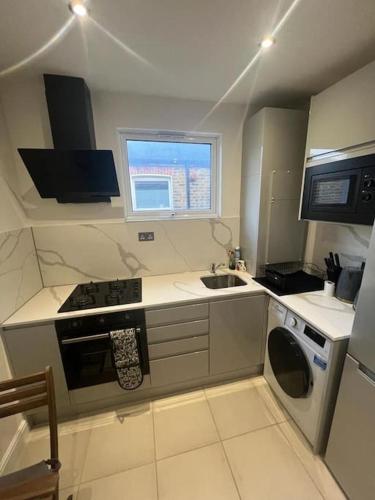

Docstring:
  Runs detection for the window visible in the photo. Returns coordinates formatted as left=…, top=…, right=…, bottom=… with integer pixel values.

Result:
left=120, top=131, right=220, bottom=220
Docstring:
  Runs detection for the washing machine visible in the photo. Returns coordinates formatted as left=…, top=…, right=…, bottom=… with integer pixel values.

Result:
left=264, top=298, right=347, bottom=454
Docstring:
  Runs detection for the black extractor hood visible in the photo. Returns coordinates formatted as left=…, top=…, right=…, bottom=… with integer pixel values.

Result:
left=18, top=74, right=120, bottom=203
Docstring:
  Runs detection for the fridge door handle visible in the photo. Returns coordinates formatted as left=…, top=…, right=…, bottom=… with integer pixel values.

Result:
left=358, top=363, right=375, bottom=385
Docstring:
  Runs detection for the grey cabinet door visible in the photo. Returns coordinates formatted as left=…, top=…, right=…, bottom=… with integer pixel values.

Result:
left=210, top=295, right=266, bottom=375
left=3, top=324, right=70, bottom=414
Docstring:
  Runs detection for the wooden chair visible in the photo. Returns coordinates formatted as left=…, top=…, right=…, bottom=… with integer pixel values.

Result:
left=0, top=366, right=61, bottom=500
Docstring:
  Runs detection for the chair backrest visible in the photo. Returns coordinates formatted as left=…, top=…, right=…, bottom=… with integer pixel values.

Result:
left=0, top=366, right=58, bottom=465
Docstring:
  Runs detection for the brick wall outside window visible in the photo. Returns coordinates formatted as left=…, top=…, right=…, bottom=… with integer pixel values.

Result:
left=130, top=165, right=210, bottom=210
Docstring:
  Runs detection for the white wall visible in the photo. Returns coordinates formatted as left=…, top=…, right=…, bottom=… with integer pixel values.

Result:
left=0, top=102, right=42, bottom=467
left=0, top=78, right=245, bottom=222
left=0, top=103, right=25, bottom=232
left=93, top=91, right=245, bottom=219
left=0, top=99, right=43, bottom=319
left=0, top=80, right=245, bottom=285
left=305, top=222, right=371, bottom=270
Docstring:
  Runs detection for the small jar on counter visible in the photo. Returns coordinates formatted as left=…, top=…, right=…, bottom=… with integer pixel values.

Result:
left=228, top=249, right=236, bottom=270
left=234, top=246, right=241, bottom=267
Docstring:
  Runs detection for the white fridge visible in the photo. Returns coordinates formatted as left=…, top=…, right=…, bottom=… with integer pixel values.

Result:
left=325, top=225, right=375, bottom=499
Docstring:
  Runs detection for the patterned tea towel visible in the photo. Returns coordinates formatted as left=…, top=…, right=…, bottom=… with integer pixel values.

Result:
left=110, top=328, right=143, bottom=390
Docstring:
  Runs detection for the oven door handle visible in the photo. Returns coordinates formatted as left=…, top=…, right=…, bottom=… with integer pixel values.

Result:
left=61, top=333, right=110, bottom=344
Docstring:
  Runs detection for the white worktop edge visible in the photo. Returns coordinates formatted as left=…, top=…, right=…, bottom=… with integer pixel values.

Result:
left=1, top=270, right=355, bottom=342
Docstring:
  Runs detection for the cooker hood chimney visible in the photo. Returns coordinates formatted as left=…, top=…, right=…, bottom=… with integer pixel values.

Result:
left=18, top=74, right=120, bottom=203
left=44, top=73, right=97, bottom=150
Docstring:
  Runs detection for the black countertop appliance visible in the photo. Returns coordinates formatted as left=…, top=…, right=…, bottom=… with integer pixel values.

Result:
left=254, top=262, right=324, bottom=296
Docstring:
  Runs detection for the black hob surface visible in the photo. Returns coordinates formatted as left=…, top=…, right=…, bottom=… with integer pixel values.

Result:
left=58, top=278, right=142, bottom=313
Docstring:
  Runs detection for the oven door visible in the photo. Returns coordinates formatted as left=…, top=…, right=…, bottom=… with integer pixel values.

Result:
left=301, top=154, right=375, bottom=224
left=60, top=333, right=116, bottom=390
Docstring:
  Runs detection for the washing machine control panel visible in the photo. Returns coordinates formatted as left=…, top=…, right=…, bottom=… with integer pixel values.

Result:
left=285, top=310, right=331, bottom=358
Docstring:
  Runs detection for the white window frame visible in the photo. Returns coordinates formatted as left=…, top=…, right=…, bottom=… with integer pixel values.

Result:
left=131, top=174, right=173, bottom=211
left=119, top=129, right=221, bottom=221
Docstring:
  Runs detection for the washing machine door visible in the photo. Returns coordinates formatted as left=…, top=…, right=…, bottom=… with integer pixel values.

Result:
left=268, top=327, right=311, bottom=398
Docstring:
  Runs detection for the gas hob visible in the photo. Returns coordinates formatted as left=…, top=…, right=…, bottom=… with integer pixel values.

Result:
left=58, top=278, right=142, bottom=313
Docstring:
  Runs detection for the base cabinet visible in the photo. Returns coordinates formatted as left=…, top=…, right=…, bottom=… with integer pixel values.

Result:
left=2, top=323, right=70, bottom=418
left=2, top=293, right=267, bottom=422
left=209, top=295, right=266, bottom=375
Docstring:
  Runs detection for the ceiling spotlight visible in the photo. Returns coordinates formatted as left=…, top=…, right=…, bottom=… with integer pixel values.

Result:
left=69, top=0, right=88, bottom=17
left=260, top=36, right=275, bottom=49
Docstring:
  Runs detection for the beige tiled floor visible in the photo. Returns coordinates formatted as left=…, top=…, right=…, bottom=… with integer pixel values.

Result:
left=6, top=376, right=345, bottom=499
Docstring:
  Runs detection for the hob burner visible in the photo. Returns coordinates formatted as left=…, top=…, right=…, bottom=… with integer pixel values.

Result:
left=109, top=280, right=125, bottom=291
left=105, top=295, right=121, bottom=306
left=71, top=294, right=94, bottom=307
left=83, top=282, right=99, bottom=294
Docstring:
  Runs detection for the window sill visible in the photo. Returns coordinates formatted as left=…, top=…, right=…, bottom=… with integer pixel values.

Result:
left=125, top=212, right=220, bottom=222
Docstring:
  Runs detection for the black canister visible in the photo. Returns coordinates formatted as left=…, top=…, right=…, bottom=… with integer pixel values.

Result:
left=335, top=267, right=364, bottom=303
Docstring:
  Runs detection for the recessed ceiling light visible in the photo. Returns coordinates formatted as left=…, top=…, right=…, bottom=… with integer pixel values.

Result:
left=69, top=0, right=88, bottom=17
left=260, top=36, right=275, bottom=49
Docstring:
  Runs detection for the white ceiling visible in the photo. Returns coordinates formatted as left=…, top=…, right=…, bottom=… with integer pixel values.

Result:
left=1, top=0, right=375, bottom=108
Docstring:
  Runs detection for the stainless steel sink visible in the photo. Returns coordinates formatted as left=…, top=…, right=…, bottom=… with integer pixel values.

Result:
left=200, top=274, right=247, bottom=289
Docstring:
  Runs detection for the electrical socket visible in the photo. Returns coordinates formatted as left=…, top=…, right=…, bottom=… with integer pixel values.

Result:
left=138, top=232, right=155, bottom=241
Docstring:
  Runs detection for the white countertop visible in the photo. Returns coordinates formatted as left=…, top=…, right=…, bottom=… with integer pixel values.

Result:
left=1, top=270, right=263, bottom=327
left=268, top=289, right=355, bottom=341
left=1, top=270, right=355, bottom=341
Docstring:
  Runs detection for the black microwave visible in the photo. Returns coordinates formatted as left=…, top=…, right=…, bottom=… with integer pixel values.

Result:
left=301, top=153, right=375, bottom=225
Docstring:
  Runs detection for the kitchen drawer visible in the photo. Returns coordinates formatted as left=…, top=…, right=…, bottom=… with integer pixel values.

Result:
left=147, top=319, right=209, bottom=344
left=150, top=350, right=209, bottom=387
left=148, top=335, right=209, bottom=360
left=146, top=302, right=208, bottom=327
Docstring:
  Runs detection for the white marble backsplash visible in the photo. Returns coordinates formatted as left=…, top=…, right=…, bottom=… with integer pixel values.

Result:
left=33, top=218, right=240, bottom=287
left=0, top=227, right=43, bottom=323
left=307, top=222, right=372, bottom=271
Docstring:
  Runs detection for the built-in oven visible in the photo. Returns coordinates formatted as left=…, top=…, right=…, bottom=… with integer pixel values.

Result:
left=301, top=153, right=375, bottom=225
left=56, top=309, right=149, bottom=390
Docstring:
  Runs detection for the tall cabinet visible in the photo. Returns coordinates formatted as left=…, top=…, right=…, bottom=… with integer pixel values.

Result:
left=240, top=107, right=308, bottom=276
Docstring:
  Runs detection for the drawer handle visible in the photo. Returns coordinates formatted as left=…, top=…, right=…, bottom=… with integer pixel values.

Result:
left=151, top=349, right=208, bottom=361
left=149, top=333, right=208, bottom=345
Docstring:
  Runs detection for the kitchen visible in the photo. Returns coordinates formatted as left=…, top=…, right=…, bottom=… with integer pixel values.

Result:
left=0, top=1, right=374, bottom=499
